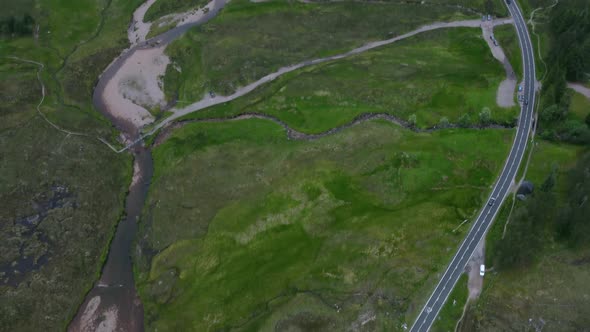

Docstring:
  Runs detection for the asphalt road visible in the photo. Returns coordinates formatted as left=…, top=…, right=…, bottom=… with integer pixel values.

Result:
left=410, top=1, right=536, bottom=331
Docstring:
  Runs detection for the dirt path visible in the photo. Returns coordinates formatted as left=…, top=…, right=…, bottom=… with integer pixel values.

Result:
left=568, top=82, right=590, bottom=100
left=466, top=239, right=485, bottom=300
left=131, top=18, right=515, bottom=150
left=481, top=19, right=517, bottom=108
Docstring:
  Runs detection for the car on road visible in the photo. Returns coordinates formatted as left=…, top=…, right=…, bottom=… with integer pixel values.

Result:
left=488, top=198, right=496, bottom=206
left=506, top=0, right=511, bottom=4
left=518, top=85, right=523, bottom=92
left=524, top=99, right=529, bottom=106
left=480, top=264, right=485, bottom=276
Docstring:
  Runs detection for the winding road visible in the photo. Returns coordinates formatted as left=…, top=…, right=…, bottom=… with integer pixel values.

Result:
left=410, top=1, right=536, bottom=330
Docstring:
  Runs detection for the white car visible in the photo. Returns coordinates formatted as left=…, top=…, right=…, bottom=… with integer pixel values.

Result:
left=480, top=264, right=485, bottom=276
left=518, top=85, right=523, bottom=92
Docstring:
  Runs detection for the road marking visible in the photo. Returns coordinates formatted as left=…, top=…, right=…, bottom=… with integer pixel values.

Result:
left=410, top=1, right=536, bottom=330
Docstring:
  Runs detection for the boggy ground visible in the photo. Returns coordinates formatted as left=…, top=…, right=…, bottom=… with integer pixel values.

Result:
left=1, top=0, right=139, bottom=330
left=135, top=118, right=514, bottom=331
left=0, top=60, right=130, bottom=331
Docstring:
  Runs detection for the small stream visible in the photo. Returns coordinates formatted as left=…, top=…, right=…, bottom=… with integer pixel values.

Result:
left=68, top=1, right=227, bottom=331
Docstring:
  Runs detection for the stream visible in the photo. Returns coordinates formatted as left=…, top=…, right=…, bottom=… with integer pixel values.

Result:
left=67, top=1, right=227, bottom=331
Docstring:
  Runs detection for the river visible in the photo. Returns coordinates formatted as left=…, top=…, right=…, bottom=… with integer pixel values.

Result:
left=67, top=1, right=227, bottom=331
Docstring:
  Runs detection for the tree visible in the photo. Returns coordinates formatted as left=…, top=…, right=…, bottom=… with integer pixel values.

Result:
left=585, top=113, right=590, bottom=128
left=540, top=104, right=562, bottom=122
left=458, top=113, right=470, bottom=128
left=408, top=114, right=417, bottom=127
left=495, top=206, right=539, bottom=269
left=540, top=166, right=557, bottom=192
left=438, top=116, right=450, bottom=128
left=479, top=107, right=491, bottom=125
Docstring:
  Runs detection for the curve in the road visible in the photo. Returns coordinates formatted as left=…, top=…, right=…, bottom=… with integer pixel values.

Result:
left=410, top=0, right=536, bottom=331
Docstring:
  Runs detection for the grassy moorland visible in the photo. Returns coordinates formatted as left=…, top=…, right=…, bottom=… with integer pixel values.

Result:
left=177, top=28, right=518, bottom=130
left=569, top=89, right=590, bottom=122
left=460, top=141, right=590, bottom=331
left=0, top=0, right=137, bottom=330
left=163, top=0, right=478, bottom=101
left=135, top=118, right=513, bottom=331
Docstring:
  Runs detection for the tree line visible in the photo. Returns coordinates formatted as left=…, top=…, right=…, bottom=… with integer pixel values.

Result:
left=493, top=152, right=590, bottom=270
left=538, top=0, right=590, bottom=144
left=0, top=14, right=35, bottom=37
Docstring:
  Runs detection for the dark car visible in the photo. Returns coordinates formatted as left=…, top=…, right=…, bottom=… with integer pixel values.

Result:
left=488, top=198, right=496, bottom=206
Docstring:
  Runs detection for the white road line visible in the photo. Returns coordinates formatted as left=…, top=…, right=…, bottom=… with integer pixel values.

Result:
left=411, top=1, right=536, bottom=330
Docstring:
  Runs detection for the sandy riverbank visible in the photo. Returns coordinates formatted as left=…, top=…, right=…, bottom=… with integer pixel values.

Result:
left=101, top=45, right=170, bottom=128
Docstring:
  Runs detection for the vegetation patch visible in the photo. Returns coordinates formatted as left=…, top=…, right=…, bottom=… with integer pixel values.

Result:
left=145, top=0, right=210, bottom=22
left=465, top=141, right=590, bottom=330
left=535, top=0, right=590, bottom=144
left=136, top=118, right=513, bottom=330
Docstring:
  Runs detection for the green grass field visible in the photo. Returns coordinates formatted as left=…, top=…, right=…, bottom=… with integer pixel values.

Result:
left=569, top=89, right=590, bottom=122
left=1, top=0, right=136, bottom=330
left=164, top=0, right=477, bottom=101
left=178, top=28, right=519, bottom=130
left=136, top=118, right=513, bottom=331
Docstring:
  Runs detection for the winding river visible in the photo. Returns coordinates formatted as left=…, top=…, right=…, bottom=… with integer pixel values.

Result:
left=68, top=1, right=227, bottom=331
